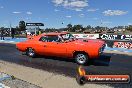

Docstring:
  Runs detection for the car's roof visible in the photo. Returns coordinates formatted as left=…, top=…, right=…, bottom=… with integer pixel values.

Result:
left=31, top=32, right=69, bottom=40
left=40, top=32, right=68, bottom=36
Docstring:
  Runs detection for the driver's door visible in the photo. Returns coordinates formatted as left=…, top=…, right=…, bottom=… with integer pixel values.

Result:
left=38, top=35, right=67, bottom=57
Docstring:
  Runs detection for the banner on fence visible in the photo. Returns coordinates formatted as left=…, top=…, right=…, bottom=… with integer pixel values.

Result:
left=99, top=34, right=132, bottom=40
left=121, top=35, right=132, bottom=40
left=113, top=42, right=132, bottom=49
left=73, top=34, right=99, bottom=39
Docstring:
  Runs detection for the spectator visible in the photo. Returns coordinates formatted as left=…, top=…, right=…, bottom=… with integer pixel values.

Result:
left=0, top=29, right=5, bottom=40
left=38, top=29, right=42, bottom=35
left=11, top=28, right=15, bottom=39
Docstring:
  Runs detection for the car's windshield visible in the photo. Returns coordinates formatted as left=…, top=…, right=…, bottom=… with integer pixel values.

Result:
left=61, top=33, right=75, bottom=41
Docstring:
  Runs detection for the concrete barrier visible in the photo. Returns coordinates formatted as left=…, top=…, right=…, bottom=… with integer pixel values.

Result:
left=113, top=42, right=132, bottom=49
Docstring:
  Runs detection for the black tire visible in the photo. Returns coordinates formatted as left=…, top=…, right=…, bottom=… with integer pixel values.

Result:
left=26, top=48, right=36, bottom=58
left=76, top=75, right=86, bottom=85
left=75, top=53, right=88, bottom=65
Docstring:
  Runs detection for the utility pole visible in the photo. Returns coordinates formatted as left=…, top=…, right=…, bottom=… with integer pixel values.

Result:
left=34, top=26, right=36, bottom=35
left=9, top=21, right=12, bottom=36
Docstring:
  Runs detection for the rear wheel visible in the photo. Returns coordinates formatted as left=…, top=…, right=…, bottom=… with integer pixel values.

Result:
left=75, top=53, right=88, bottom=65
left=26, top=48, right=36, bottom=58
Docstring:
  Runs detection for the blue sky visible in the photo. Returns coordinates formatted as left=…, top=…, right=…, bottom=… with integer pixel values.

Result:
left=0, top=0, right=132, bottom=28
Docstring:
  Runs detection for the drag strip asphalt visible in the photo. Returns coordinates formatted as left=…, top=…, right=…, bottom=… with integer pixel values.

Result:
left=0, top=43, right=132, bottom=88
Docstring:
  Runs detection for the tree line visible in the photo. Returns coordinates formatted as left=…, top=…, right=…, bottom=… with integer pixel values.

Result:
left=1, top=21, right=132, bottom=36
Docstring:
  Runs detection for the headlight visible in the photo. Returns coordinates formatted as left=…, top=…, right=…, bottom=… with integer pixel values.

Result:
left=102, top=44, right=106, bottom=51
left=99, top=48, right=103, bottom=54
left=99, top=44, right=106, bottom=54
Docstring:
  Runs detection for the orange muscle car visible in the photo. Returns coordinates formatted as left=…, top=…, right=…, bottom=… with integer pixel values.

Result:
left=16, top=32, right=106, bottom=65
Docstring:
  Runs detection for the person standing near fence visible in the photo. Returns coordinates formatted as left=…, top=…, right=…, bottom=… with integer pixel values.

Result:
left=38, top=29, right=42, bottom=35
left=0, top=29, right=5, bottom=40
left=11, top=28, right=15, bottom=39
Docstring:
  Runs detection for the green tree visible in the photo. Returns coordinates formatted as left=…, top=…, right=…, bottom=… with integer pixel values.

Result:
left=67, top=24, right=72, bottom=32
left=86, top=25, right=91, bottom=30
left=73, top=24, right=83, bottom=32
left=95, top=26, right=101, bottom=30
left=16, top=26, right=19, bottom=30
left=83, top=25, right=92, bottom=33
left=126, top=25, right=132, bottom=32
left=19, top=21, right=26, bottom=31
left=0, top=27, right=4, bottom=30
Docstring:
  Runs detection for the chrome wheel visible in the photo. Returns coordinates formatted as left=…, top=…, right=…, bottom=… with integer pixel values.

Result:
left=75, top=54, right=88, bottom=65
left=27, top=48, right=35, bottom=57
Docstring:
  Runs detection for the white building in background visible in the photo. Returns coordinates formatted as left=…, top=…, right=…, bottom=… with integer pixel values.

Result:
left=114, top=28, right=126, bottom=32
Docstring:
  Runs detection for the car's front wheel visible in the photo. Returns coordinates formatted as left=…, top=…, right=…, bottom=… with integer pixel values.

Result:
left=26, top=48, right=36, bottom=58
left=75, top=53, right=88, bottom=65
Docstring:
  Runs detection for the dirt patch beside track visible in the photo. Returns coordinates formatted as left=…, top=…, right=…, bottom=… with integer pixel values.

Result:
left=0, top=60, right=112, bottom=88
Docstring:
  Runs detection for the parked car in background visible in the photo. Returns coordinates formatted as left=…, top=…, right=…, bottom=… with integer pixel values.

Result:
left=16, top=32, right=106, bottom=65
